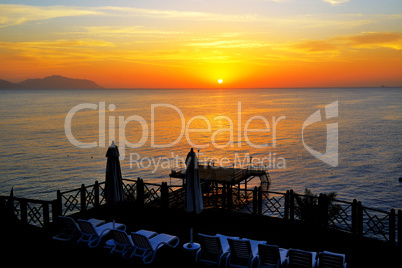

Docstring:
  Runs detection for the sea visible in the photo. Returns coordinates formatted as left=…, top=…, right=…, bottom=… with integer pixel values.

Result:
left=0, top=88, right=401, bottom=211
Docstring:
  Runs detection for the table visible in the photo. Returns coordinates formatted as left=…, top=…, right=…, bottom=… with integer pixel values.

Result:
left=183, top=242, right=200, bottom=251
left=183, top=242, right=201, bottom=264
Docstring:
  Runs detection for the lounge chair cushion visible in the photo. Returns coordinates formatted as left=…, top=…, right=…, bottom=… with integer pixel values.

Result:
left=215, top=233, right=239, bottom=252
left=241, top=238, right=266, bottom=256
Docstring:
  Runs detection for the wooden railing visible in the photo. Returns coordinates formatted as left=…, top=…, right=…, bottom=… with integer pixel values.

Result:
left=1, top=180, right=401, bottom=246
left=0, top=196, right=59, bottom=228
left=257, top=189, right=401, bottom=245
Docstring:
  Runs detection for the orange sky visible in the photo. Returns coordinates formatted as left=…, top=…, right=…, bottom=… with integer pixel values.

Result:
left=0, top=1, right=401, bottom=88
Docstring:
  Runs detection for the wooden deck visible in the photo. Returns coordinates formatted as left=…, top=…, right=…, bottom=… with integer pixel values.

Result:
left=170, top=164, right=268, bottom=185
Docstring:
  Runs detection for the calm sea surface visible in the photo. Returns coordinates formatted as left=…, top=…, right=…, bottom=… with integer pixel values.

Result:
left=0, top=88, right=401, bottom=211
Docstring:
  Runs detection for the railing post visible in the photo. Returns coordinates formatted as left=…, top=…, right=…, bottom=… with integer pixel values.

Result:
left=52, top=192, right=62, bottom=224
left=253, top=187, right=258, bottom=215
left=80, top=184, right=86, bottom=213
left=352, top=199, right=358, bottom=236
left=227, top=184, right=233, bottom=211
left=56, top=190, right=63, bottom=218
left=160, top=182, right=169, bottom=210
left=284, top=190, right=289, bottom=220
left=94, top=181, right=100, bottom=208
left=222, top=184, right=227, bottom=210
left=357, top=201, right=363, bottom=238
left=389, top=209, right=396, bottom=246
left=258, top=186, right=262, bottom=216
left=7, top=194, right=15, bottom=223
left=319, top=193, right=329, bottom=228
left=289, top=189, right=295, bottom=221
left=136, top=178, right=144, bottom=206
left=352, top=199, right=363, bottom=238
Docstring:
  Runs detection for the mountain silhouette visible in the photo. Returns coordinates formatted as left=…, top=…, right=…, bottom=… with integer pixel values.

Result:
left=0, top=79, right=21, bottom=89
left=0, top=75, right=103, bottom=89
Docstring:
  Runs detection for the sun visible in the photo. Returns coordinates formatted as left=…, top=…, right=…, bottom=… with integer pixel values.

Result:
left=218, top=79, right=223, bottom=84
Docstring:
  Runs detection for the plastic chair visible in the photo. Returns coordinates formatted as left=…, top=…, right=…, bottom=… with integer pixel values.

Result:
left=52, top=216, right=104, bottom=242
left=130, top=232, right=179, bottom=264
left=108, top=228, right=157, bottom=256
left=227, top=238, right=264, bottom=268
left=195, top=233, right=234, bottom=266
left=317, top=251, right=347, bottom=268
left=256, top=244, right=288, bottom=268
left=286, top=248, right=317, bottom=268
left=77, top=219, right=125, bottom=248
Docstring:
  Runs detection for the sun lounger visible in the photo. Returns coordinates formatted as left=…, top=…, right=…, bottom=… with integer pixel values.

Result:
left=52, top=216, right=104, bottom=242
left=286, top=248, right=317, bottom=268
left=130, top=232, right=180, bottom=264
left=77, top=219, right=126, bottom=248
left=256, top=244, right=288, bottom=268
left=195, top=233, right=238, bottom=266
left=317, top=251, right=347, bottom=268
left=227, top=238, right=266, bottom=268
left=107, top=229, right=157, bottom=256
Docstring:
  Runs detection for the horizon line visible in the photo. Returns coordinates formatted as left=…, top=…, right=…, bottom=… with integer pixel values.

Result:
left=68, top=86, right=402, bottom=89
left=2, top=86, right=401, bottom=90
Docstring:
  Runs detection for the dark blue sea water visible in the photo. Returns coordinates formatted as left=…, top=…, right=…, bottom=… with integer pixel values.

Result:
left=0, top=88, right=401, bottom=211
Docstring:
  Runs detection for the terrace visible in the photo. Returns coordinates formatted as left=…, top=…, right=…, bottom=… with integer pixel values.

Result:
left=1, top=177, right=401, bottom=267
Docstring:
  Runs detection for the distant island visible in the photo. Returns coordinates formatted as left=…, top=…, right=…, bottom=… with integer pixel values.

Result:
left=0, top=75, right=103, bottom=89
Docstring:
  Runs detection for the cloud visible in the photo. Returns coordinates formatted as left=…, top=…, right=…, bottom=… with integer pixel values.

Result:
left=97, top=6, right=263, bottom=22
left=322, top=0, right=349, bottom=6
left=293, top=32, right=402, bottom=53
left=0, top=39, right=115, bottom=64
left=0, top=4, right=101, bottom=28
left=82, top=26, right=186, bottom=37
left=294, top=40, right=340, bottom=52
left=0, top=39, right=114, bottom=49
left=186, top=39, right=269, bottom=49
left=340, top=32, right=402, bottom=48
left=0, top=3, right=388, bottom=33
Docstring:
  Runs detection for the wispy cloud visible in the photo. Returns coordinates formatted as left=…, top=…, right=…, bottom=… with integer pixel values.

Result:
left=97, top=6, right=264, bottom=22
left=0, top=3, right=392, bottom=33
left=322, top=0, right=350, bottom=6
left=340, top=32, right=402, bottom=48
left=294, top=40, right=340, bottom=52
left=0, top=39, right=115, bottom=65
left=294, top=31, right=402, bottom=52
left=186, top=39, right=269, bottom=49
left=82, top=26, right=186, bottom=37
left=0, top=4, right=101, bottom=28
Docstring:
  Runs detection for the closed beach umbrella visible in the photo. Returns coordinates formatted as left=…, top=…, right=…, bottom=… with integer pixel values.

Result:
left=105, top=141, right=124, bottom=204
left=184, top=148, right=203, bottom=214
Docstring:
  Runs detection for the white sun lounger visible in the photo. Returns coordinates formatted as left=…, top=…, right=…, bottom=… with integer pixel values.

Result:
left=227, top=238, right=266, bottom=268
left=286, top=248, right=317, bottom=268
left=256, top=244, right=288, bottom=268
left=130, top=232, right=180, bottom=264
left=317, top=251, right=347, bottom=268
left=195, top=233, right=238, bottom=266
left=77, top=219, right=126, bottom=248
left=107, top=228, right=157, bottom=256
left=52, top=216, right=104, bottom=242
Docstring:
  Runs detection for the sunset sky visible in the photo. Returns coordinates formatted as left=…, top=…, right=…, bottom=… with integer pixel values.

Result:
left=0, top=0, right=401, bottom=88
